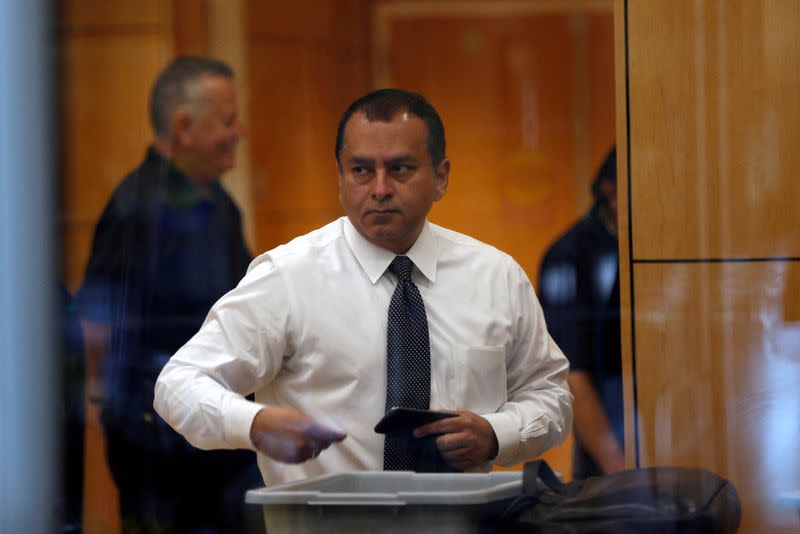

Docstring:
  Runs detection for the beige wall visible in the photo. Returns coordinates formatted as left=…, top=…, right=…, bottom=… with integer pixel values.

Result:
left=616, top=1, right=800, bottom=532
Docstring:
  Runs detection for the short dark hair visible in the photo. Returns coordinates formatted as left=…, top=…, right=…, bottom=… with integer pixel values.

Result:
left=591, top=146, right=617, bottom=201
left=335, top=88, right=446, bottom=167
left=149, top=56, right=234, bottom=138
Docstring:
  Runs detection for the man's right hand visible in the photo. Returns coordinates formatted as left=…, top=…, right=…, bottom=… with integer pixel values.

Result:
left=249, top=406, right=347, bottom=463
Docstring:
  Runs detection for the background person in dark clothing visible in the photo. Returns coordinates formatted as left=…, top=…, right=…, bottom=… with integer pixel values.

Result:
left=538, top=147, right=624, bottom=480
left=76, top=56, right=262, bottom=533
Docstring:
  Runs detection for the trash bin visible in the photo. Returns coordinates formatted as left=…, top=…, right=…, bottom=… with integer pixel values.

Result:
left=246, top=470, right=522, bottom=533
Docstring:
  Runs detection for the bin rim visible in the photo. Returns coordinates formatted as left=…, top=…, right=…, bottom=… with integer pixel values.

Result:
left=246, top=470, right=522, bottom=506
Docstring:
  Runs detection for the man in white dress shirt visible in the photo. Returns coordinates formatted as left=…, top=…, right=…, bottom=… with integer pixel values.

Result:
left=154, top=88, right=573, bottom=485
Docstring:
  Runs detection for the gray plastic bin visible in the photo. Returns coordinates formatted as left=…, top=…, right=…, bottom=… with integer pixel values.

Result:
left=245, top=470, right=522, bottom=533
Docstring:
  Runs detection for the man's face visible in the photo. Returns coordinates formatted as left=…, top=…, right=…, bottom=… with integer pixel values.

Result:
left=179, top=75, right=243, bottom=181
left=337, top=112, right=449, bottom=254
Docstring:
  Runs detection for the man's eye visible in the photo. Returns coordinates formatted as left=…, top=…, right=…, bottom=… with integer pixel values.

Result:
left=352, top=166, right=374, bottom=178
left=391, top=164, right=411, bottom=174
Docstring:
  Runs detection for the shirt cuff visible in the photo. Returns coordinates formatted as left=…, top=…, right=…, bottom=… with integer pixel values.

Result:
left=223, top=395, right=264, bottom=452
left=481, top=412, right=520, bottom=466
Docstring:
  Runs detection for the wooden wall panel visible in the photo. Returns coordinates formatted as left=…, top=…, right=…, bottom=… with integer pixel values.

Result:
left=586, top=15, right=617, bottom=180
left=627, top=0, right=800, bottom=260
left=245, top=0, right=371, bottom=251
left=172, top=0, right=209, bottom=55
left=634, top=263, right=800, bottom=533
left=247, top=0, right=369, bottom=50
left=248, top=41, right=367, bottom=246
left=59, top=0, right=165, bottom=28
left=617, top=0, right=800, bottom=531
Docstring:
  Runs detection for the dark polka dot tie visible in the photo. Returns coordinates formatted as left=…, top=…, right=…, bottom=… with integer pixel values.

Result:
left=383, top=255, right=431, bottom=471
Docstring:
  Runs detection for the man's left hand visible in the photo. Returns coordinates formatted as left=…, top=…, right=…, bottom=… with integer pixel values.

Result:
left=413, top=410, right=499, bottom=471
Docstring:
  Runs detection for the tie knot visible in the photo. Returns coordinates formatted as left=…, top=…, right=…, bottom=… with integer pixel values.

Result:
left=389, top=255, right=414, bottom=281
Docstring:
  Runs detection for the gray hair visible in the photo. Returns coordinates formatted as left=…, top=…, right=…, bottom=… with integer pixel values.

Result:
left=149, top=56, right=234, bottom=138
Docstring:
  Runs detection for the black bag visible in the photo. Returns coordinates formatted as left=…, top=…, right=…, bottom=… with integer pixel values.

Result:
left=500, top=460, right=741, bottom=533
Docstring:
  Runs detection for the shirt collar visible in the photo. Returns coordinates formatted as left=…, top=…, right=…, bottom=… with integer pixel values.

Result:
left=343, top=217, right=438, bottom=284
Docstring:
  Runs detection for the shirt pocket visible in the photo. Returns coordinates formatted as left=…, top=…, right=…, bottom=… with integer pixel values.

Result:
left=450, top=344, right=508, bottom=414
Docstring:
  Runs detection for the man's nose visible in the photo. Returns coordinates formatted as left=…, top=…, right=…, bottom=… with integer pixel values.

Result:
left=371, top=171, right=393, bottom=199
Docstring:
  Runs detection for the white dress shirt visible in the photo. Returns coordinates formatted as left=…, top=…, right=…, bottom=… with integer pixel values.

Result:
left=154, top=217, right=572, bottom=486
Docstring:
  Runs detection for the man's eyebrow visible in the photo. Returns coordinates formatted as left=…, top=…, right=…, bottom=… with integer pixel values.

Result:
left=346, top=156, right=375, bottom=166
left=385, top=154, right=417, bottom=165
left=345, top=154, right=418, bottom=166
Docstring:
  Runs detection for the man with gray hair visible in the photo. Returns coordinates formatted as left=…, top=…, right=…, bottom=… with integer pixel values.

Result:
left=77, top=56, right=260, bottom=532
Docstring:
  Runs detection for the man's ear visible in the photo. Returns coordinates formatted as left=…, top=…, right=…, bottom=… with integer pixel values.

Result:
left=433, top=158, right=450, bottom=200
left=171, top=110, right=193, bottom=145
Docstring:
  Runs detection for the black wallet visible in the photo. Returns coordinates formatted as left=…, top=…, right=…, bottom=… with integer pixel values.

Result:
left=374, top=407, right=457, bottom=434
left=374, top=407, right=461, bottom=473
